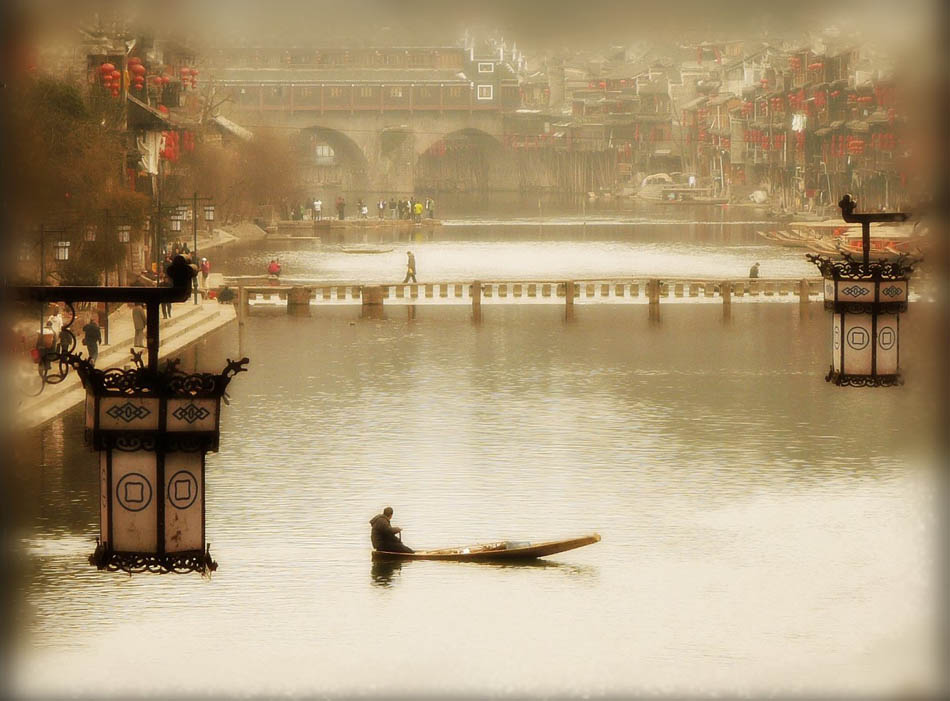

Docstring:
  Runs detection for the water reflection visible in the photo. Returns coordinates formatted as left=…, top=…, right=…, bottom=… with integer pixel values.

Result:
left=371, top=559, right=402, bottom=587
left=371, top=557, right=598, bottom=589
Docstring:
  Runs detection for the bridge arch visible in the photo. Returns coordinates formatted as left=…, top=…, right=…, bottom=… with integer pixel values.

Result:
left=415, top=128, right=507, bottom=193
left=293, top=126, right=370, bottom=192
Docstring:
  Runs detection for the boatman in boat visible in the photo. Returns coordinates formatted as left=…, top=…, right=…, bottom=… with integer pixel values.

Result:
left=370, top=507, right=414, bottom=553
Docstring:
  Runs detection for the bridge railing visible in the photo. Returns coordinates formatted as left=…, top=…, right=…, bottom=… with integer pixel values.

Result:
left=226, top=277, right=828, bottom=307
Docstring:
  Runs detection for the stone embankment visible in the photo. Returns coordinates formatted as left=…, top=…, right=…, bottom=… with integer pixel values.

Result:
left=15, top=296, right=235, bottom=431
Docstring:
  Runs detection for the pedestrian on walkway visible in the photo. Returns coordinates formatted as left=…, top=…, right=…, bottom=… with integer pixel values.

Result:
left=82, top=314, right=102, bottom=366
left=749, top=262, right=760, bottom=279
left=161, top=271, right=173, bottom=319
left=36, top=321, right=56, bottom=373
left=314, top=198, right=322, bottom=221
left=389, top=197, right=397, bottom=220
left=45, top=305, right=63, bottom=353
left=336, top=195, right=346, bottom=220
left=413, top=200, right=423, bottom=222
left=132, top=303, right=146, bottom=348
left=200, top=257, right=211, bottom=287
left=378, top=199, right=386, bottom=219
left=402, top=250, right=417, bottom=283
left=425, top=196, right=434, bottom=219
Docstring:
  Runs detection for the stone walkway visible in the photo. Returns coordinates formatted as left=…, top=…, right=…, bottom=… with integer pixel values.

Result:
left=14, top=299, right=236, bottom=431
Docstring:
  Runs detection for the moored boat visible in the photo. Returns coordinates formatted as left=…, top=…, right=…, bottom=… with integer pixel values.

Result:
left=339, top=246, right=394, bottom=254
left=372, top=533, right=601, bottom=561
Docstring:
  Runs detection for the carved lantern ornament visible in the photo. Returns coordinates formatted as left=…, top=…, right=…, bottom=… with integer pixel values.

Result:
left=79, top=354, right=248, bottom=573
left=807, top=195, right=916, bottom=387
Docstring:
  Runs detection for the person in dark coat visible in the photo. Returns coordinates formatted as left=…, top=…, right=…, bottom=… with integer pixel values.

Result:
left=402, top=251, right=417, bottom=283
left=81, top=315, right=102, bottom=366
left=370, top=507, right=414, bottom=553
left=749, top=262, right=760, bottom=279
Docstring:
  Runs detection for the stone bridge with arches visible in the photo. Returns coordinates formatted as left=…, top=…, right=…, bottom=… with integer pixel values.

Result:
left=214, top=86, right=509, bottom=194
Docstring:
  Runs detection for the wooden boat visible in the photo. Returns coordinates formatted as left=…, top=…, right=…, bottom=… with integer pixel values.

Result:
left=339, top=246, right=394, bottom=254
left=655, top=187, right=728, bottom=205
left=372, top=533, right=601, bottom=562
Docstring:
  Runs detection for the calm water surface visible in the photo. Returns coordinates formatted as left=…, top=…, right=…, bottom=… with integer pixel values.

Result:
left=8, top=228, right=942, bottom=697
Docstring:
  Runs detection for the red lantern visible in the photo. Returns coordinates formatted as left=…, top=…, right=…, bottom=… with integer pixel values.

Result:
left=99, top=62, right=115, bottom=73
left=128, top=57, right=142, bottom=66
left=161, top=76, right=170, bottom=85
left=191, top=68, right=199, bottom=76
left=110, top=70, right=121, bottom=80
left=111, top=88, right=120, bottom=98
left=158, top=105, right=169, bottom=114
left=131, top=63, right=146, bottom=76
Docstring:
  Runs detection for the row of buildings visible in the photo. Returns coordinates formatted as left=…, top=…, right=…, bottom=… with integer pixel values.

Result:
left=506, top=39, right=911, bottom=209
left=194, top=33, right=913, bottom=208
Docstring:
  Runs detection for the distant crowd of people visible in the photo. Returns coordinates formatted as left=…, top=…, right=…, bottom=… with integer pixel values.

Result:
left=287, top=196, right=435, bottom=223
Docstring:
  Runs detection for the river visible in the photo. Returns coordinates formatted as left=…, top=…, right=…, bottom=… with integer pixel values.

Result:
left=6, top=207, right=941, bottom=697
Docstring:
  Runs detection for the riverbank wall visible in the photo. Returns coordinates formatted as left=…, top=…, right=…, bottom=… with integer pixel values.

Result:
left=15, top=299, right=236, bottom=431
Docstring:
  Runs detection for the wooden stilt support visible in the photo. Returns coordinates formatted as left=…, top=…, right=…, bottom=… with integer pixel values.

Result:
left=565, top=281, right=575, bottom=320
left=471, top=280, right=482, bottom=323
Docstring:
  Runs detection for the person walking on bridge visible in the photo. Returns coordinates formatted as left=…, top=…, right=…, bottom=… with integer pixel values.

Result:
left=370, top=507, right=414, bottom=553
left=402, top=250, right=417, bottom=283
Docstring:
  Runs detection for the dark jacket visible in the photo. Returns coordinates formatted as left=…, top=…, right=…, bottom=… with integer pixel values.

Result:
left=370, top=513, right=402, bottom=551
left=82, top=322, right=101, bottom=347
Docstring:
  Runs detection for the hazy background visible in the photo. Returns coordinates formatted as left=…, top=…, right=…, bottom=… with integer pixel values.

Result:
left=1, top=0, right=947, bottom=698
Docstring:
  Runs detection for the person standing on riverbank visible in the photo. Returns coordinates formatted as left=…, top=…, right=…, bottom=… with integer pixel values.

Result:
left=403, top=250, right=417, bottom=283
left=131, top=304, right=146, bottom=348
left=313, top=198, right=322, bottom=221
left=336, top=195, right=345, bottom=220
left=749, top=262, right=760, bottom=279
left=82, top=315, right=101, bottom=366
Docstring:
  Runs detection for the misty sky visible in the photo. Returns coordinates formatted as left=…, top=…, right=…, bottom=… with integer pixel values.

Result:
left=3, top=0, right=938, bottom=56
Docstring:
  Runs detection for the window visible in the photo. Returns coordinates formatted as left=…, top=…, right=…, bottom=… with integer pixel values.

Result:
left=359, top=87, right=374, bottom=98
left=448, top=86, right=462, bottom=98
left=477, top=84, right=493, bottom=100
left=478, top=62, right=494, bottom=73
left=389, top=87, right=403, bottom=98
left=329, top=87, right=343, bottom=98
